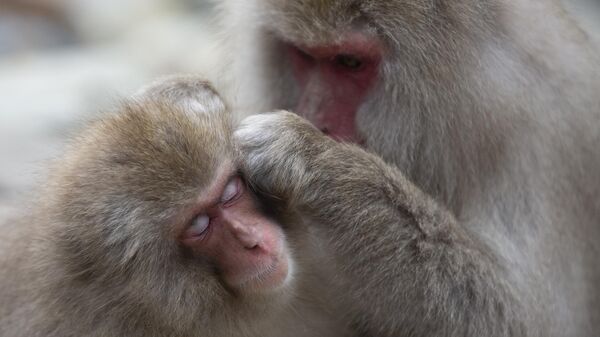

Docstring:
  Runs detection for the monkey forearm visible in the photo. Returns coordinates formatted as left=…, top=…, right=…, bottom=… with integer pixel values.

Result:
left=236, top=112, right=526, bottom=336
left=299, top=145, right=526, bottom=336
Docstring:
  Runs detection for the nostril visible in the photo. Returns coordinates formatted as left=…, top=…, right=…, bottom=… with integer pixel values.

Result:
left=230, top=223, right=262, bottom=249
left=239, top=236, right=260, bottom=250
left=239, top=237, right=260, bottom=250
left=321, top=127, right=329, bottom=134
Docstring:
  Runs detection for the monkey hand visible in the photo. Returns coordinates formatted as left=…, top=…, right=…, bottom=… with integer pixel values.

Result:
left=235, top=110, right=392, bottom=214
left=234, top=111, right=339, bottom=202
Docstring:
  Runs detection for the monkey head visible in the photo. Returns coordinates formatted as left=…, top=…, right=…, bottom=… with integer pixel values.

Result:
left=225, top=0, right=512, bottom=205
left=41, top=77, right=294, bottom=333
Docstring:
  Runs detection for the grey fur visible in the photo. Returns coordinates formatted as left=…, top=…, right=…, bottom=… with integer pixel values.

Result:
left=226, top=0, right=600, bottom=336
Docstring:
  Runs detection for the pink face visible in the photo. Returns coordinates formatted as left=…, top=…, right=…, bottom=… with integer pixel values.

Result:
left=180, top=166, right=290, bottom=294
left=287, top=32, right=382, bottom=143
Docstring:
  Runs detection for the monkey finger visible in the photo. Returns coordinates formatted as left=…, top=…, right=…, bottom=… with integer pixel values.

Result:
left=234, top=111, right=330, bottom=201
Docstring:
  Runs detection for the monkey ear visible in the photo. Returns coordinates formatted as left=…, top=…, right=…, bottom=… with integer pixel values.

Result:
left=132, top=75, right=228, bottom=116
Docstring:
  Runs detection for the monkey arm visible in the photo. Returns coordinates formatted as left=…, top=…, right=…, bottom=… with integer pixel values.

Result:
left=236, top=111, right=527, bottom=337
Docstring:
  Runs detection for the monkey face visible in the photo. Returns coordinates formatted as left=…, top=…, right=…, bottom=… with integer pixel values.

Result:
left=180, top=165, right=291, bottom=294
left=284, top=32, right=382, bottom=144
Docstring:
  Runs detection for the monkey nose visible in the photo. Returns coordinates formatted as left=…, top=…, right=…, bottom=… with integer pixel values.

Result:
left=229, top=221, right=261, bottom=249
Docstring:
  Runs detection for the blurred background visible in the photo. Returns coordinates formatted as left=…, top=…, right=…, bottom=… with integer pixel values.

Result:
left=0, top=0, right=598, bottom=217
left=0, top=0, right=220, bottom=217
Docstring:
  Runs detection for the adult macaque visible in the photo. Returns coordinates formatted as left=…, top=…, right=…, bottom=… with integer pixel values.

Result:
left=224, top=0, right=600, bottom=336
left=0, top=77, right=350, bottom=337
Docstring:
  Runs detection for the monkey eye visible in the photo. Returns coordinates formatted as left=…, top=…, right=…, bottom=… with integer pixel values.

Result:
left=289, top=46, right=315, bottom=65
left=221, top=176, right=242, bottom=205
left=189, top=214, right=210, bottom=236
left=333, top=54, right=363, bottom=70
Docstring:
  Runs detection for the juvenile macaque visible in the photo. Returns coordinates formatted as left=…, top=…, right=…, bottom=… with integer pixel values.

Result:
left=0, top=77, right=350, bottom=337
left=223, top=0, right=600, bottom=336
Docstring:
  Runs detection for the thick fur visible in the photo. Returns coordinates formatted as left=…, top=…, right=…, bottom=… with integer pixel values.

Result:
left=224, top=0, right=600, bottom=336
left=0, top=77, right=351, bottom=337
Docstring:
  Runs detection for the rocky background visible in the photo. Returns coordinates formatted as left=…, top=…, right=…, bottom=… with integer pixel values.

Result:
left=0, top=0, right=598, bottom=218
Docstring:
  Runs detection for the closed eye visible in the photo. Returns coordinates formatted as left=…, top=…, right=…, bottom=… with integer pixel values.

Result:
left=221, top=176, right=243, bottom=206
left=189, top=214, right=210, bottom=237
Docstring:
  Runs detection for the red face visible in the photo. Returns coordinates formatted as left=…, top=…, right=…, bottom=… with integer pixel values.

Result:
left=287, top=32, right=382, bottom=143
left=180, top=165, right=290, bottom=294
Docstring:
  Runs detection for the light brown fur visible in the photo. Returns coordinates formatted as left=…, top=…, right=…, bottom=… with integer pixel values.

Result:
left=0, top=77, right=351, bottom=337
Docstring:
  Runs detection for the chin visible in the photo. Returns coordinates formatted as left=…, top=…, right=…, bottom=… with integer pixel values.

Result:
left=235, top=253, right=295, bottom=297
